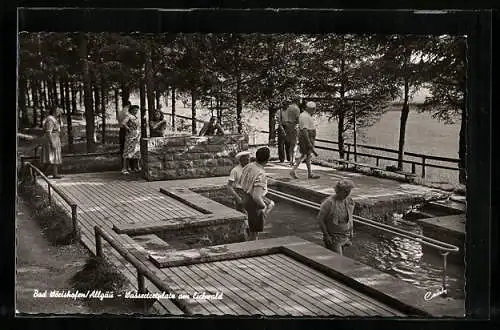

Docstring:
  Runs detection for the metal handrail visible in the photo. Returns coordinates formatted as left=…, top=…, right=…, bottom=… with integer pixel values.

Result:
left=24, top=162, right=79, bottom=238
left=266, top=187, right=459, bottom=291
left=94, top=226, right=190, bottom=314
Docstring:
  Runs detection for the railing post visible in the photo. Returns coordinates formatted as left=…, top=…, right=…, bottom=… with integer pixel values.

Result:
left=346, top=145, right=350, bottom=161
left=421, top=157, right=427, bottom=178
left=71, top=205, right=79, bottom=239
left=48, top=184, right=52, bottom=205
left=95, top=227, right=103, bottom=258
left=411, top=162, right=416, bottom=174
left=376, top=157, right=379, bottom=167
left=137, top=271, right=146, bottom=294
left=441, top=251, right=449, bottom=295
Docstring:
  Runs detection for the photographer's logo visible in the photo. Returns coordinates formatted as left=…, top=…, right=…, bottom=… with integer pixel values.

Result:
left=424, top=286, right=447, bottom=301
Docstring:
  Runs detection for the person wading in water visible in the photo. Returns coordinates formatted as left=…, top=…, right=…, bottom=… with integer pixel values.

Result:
left=317, top=179, right=356, bottom=256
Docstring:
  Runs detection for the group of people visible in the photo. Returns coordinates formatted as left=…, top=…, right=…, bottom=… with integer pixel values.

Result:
left=278, top=101, right=321, bottom=180
left=226, top=145, right=356, bottom=255
left=117, top=101, right=169, bottom=174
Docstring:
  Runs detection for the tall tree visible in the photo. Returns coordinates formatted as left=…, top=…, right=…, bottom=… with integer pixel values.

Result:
left=377, top=35, right=432, bottom=169
left=421, top=35, right=467, bottom=184
left=80, top=33, right=96, bottom=152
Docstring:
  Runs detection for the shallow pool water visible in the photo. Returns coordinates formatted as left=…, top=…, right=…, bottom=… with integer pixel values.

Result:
left=200, top=189, right=464, bottom=300
left=263, top=200, right=465, bottom=300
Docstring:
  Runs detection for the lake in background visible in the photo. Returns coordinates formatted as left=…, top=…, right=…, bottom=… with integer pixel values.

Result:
left=129, top=94, right=461, bottom=184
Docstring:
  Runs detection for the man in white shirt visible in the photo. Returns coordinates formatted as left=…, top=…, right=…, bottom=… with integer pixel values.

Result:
left=117, top=101, right=131, bottom=169
left=239, top=147, right=275, bottom=241
left=290, top=101, right=320, bottom=179
left=227, top=150, right=251, bottom=211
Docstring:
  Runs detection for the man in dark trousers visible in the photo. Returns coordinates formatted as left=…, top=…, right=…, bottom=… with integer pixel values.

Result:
left=239, top=147, right=275, bottom=240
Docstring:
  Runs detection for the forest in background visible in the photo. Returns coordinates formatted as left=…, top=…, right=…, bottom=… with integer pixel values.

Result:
left=18, top=33, right=466, bottom=183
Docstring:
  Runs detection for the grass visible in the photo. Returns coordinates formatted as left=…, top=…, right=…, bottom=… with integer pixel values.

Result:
left=69, top=255, right=127, bottom=293
left=18, top=182, right=76, bottom=246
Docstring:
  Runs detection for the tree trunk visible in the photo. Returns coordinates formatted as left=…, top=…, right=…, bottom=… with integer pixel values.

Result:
left=31, top=80, right=38, bottom=127
left=40, top=80, right=48, bottom=110
left=19, top=77, right=28, bottom=128
left=64, top=79, right=74, bottom=153
left=79, top=83, right=83, bottom=108
left=171, top=85, right=176, bottom=131
left=101, top=83, right=106, bottom=145
left=59, top=80, right=65, bottom=114
left=37, top=82, right=45, bottom=127
left=64, top=80, right=71, bottom=115
left=140, top=79, right=147, bottom=138
left=155, top=90, right=161, bottom=110
left=70, top=82, right=78, bottom=115
left=397, top=50, right=411, bottom=170
left=191, top=89, right=197, bottom=135
left=114, top=89, right=119, bottom=119
left=268, top=105, right=277, bottom=146
left=146, top=52, right=155, bottom=133
left=458, top=107, right=467, bottom=184
left=51, top=78, right=58, bottom=108
left=121, top=83, right=130, bottom=105
left=81, top=33, right=96, bottom=153
left=338, top=110, right=345, bottom=159
left=236, top=73, right=243, bottom=134
left=26, top=82, right=31, bottom=108
left=94, top=85, right=100, bottom=116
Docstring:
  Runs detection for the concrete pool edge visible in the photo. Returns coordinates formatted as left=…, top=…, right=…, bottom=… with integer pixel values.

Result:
left=148, top=236, right=464, bottom=317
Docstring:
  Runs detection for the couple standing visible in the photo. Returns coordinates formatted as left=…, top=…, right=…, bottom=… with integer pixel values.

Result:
left=279, top=101, right=320, bottom=180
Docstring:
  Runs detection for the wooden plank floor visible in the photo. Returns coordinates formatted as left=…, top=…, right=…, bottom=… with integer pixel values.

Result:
left=37, top=176, right=191, bottom=315
left=35, top=172, right=407, bottom=316
left=162, top=254, right=405, bottom=316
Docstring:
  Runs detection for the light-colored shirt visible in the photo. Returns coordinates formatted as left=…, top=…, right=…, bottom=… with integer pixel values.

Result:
left=239, top=162, right=268, bottom=196
left=298, top=111, right=315, bottom=130
left=117, top=107, right=129, bottom=126
left=280, top=109, right=288, bottom=124
left=287, top=106, right=300, bottom=124
left=228, top=164, right=244, bottom=189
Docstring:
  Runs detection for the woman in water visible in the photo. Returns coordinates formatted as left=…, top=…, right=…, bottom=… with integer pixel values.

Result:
left=317, top=179, right=356, bottom=256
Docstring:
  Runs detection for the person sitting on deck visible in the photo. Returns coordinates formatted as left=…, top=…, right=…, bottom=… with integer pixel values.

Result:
left=227, top=151, right=251, bottom=212
left=199, top=116, right=225, bottom=136
left=317, top=179, right=356, bottom=256
left=290, top=101, right=320, bottom=179
left=149, top=109, right=167, bottom=137
left=239, top=147, right=275, bottom=241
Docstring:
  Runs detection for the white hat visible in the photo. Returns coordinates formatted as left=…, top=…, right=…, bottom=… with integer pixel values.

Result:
left=306, top=101, right=316, bottom=109
left=235, top=151, right=251, bottom=160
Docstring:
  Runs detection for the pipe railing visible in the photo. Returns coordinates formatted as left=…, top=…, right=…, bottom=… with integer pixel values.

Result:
left=266, top=187, right=459, bottom=292
left=23, top=162, right=79, bottom=238
left=94, top=225, right=190, bottom=314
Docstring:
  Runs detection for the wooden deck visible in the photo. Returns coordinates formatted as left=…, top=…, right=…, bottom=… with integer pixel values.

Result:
left=31, top=171, right=463, bottom=317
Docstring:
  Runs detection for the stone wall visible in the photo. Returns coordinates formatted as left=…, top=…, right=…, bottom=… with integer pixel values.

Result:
left=141, top=134, right=249, bottom=181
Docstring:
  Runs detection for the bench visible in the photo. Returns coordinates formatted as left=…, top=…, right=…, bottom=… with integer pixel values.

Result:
left=329, top=158, right=417, bottom=182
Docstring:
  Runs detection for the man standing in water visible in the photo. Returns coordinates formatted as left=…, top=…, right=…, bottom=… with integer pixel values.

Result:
left=239, top=147, right=275, bottom=241
left=317, top=180, right=355, bottom=256
left=290, top=101, right=320, bottom=179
